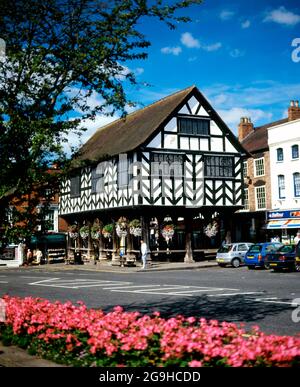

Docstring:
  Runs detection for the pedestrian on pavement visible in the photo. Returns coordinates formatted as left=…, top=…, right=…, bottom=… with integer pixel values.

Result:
left=140, top=239, right=148, bottom=269
left=26, top=248, right=33, bottom=266
left=33, top=248, right=43, bottom=265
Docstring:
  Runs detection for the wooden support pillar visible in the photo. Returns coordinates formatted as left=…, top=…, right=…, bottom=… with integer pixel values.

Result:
left=184, top=215, right=195, bottom=263
left=98, top=233, right=107, bottom=261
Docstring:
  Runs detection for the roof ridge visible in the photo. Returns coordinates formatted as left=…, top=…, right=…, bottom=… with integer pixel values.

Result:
left=93, top=85, right=195, bottom=134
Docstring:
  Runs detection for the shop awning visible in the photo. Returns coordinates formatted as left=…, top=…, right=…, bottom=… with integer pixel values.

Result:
left=266, top=219, right=300, bottom=229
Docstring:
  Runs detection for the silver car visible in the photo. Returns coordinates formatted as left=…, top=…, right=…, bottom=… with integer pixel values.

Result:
left=216, top=242, right=254, bottom=268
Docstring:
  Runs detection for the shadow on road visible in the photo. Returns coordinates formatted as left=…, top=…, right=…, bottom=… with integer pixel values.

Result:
left=99, top=295, right=293, bottom=333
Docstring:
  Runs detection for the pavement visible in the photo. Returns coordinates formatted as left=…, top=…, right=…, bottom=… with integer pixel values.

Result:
left=0, top=258, right=217, bottom=367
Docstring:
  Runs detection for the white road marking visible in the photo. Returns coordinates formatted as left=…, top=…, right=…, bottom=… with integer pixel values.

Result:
left=251, top=297, right=300, bottom=307
left=208, top=291, right=265, bottom=297
left=0, top=280, right=8, bottom=283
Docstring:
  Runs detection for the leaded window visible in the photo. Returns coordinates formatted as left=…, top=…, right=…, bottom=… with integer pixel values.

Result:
left=178, top=117, right=210, bottom=135
left=204, top=156, right=234, bottom=178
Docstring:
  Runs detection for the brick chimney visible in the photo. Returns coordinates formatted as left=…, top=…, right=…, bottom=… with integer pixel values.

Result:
left=238, top=117, right=254, bottom=141
left=288, top=100, right=300, bottom=121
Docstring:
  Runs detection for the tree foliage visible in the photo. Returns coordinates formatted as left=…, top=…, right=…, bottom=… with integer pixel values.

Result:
left=0, top=0, right=202, bottom=241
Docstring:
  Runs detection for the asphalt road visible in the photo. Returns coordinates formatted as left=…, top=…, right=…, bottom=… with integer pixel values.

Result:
left=0, top=265, right=300, bottom=336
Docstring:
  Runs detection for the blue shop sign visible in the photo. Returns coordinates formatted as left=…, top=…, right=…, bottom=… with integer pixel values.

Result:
left=267, top=210, right=300, bottom=220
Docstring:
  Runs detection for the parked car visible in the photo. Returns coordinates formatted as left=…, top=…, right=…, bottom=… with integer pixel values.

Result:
left=265, top=244, right=298, bottom=272
left=216, top=242, right=254, bottom=268
left=244, top=242, right=283, bottom=269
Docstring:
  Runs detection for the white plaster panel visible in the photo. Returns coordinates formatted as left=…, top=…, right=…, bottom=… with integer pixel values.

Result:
left=164, top=134, right=177, bottom=149
left=187, top=96, right=200, bottom=114
left=178, top=104, right=190, bottom=115
left=190, top=137, right=199, bottom=151
left=147, top=133, right=161, bottom=148
left=197, top=106, right=209, bottom=116
left=180, top=137, right=189, bottom=150
left=199, top=138, right=209, bottom=151
left=225, top=138, right=237, bottom=153
left=210, top=121, right=223, bottom=136
left=164, top=117, right=177, bottom=132
left=210, top=137, right=223, bottom=152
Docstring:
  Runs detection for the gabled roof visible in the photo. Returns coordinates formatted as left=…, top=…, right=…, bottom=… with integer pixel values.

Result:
left=241, top=118, right=288, bottom=154
left=72, top=85, right=247, bottom=167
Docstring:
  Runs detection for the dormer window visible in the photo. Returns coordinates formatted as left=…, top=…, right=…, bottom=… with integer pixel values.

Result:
left=178, top=117, right=209, bottom=135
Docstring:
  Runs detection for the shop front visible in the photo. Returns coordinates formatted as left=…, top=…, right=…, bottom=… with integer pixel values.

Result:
left=266, top=210, right=300, bottom=244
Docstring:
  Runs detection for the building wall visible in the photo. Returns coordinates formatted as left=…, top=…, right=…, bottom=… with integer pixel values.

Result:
left=59, top=94, right=244, bottom=216
left=268, top=119, right=300, bottom=210
left=244, top=150, right=272, bottom=212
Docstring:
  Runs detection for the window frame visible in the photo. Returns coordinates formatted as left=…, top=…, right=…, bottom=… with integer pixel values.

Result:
left=243, top=187, right=249, bottom=210
left=255, top=185, right=266, bottom=210
left=177, top=116, right=210, bottom=136
left=278, top=175, right=285, bottom=199
left=293, top=172, right=300, bottom=197
left=70, top=174, right=81, bottom=198
left=254, top=157, right=265, bottom=177
left=204, top=155, right=234, bottom=178
left=276, top=147, right=283, bottom=162
left=292, top=144, right=299, bottom=160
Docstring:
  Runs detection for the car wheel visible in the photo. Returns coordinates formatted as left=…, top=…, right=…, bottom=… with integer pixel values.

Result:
left=295, top=262, right=300, bottom=272
left=264, top=262, right=270, bottom=270
left=231, top=258, right=241, bottom=268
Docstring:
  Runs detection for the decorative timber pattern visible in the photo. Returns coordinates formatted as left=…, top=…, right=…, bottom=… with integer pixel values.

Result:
left=59, top=88, right=245, bottom=216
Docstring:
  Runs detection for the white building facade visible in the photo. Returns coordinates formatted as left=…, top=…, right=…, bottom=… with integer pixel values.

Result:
left=268, top=117, right=300, bottom=243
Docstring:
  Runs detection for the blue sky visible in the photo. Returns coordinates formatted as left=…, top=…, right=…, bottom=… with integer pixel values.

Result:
left=70, top=0, right=300, bottom=149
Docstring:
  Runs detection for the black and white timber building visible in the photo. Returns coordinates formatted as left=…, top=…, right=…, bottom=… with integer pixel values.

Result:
left=59, top=86, right=247, bottom=264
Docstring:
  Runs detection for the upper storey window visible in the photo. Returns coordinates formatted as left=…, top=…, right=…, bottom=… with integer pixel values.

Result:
left=204, top=156, right=234, bottom=178
left=178, top=117, right=209, bottom=135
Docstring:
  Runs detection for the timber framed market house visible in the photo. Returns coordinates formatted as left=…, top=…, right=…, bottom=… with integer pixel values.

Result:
left=59, top=86, right=248, bottom=264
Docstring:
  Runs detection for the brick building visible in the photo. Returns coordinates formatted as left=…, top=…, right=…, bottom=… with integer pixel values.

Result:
left=235, top=100, right=300, bottom=242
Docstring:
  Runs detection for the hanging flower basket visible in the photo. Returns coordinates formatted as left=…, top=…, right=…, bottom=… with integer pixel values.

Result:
left=91, top=225, right=101, bottom=240
left=68, top=225, right=78, bottom=239
left=102, top=224, right=113, bottom=239
left=204, top=221, right=218, bottom=238
left=162, top=224, right=175, bottom=241
left=116, top=217, right=128, bottom=238
left=129, top=219, right=142, bottom=237
left=79, top=226, right=89, bottom=240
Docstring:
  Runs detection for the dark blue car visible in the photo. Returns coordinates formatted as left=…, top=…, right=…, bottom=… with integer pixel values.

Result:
left=265, top=244, right=298, bottom=272
left=244, top=242, right=283, bottom=269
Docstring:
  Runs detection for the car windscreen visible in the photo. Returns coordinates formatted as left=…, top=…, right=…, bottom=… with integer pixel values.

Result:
left=218, top=245, right=233, bottom=253
left=248, top=245, right=262, bottom=253
left=278, top=245, right=295, bottom=253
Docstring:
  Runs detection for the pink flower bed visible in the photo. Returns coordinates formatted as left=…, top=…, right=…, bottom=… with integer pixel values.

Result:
left=1, top=295, right=300, bottom=367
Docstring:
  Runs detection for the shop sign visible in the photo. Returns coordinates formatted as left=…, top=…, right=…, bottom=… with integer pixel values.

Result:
left=267, top=210, right=300, bottom=220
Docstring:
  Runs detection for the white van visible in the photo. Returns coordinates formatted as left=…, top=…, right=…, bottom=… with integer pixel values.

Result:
left=216, top=242, right=254, bottom=268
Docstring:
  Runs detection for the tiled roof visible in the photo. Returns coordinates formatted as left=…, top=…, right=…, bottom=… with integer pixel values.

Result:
left=241, top=118, right=288, bottom=153
left=72, top=86, right=195, bottom=166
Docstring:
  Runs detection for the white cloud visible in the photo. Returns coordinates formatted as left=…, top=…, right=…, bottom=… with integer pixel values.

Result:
left=180, top=32, right=221, bottom=53
left=202, top=42, right=222, bottom=52
left=161, top=46, right=182, bottom=56
left=188, top=56, right=198, bottom=62
left=230, top=48, right=245, bottom=58
left=220, top=10, right=235, bottom=20
left=241, top=20, right=251, bottom=29
left=202, top=80, right=300, bottom=132
left=264, top=6, right=300, bottom=26
left=218, top=107, right=273, bottom=131
left=180, top=32, right=200, bottom=48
